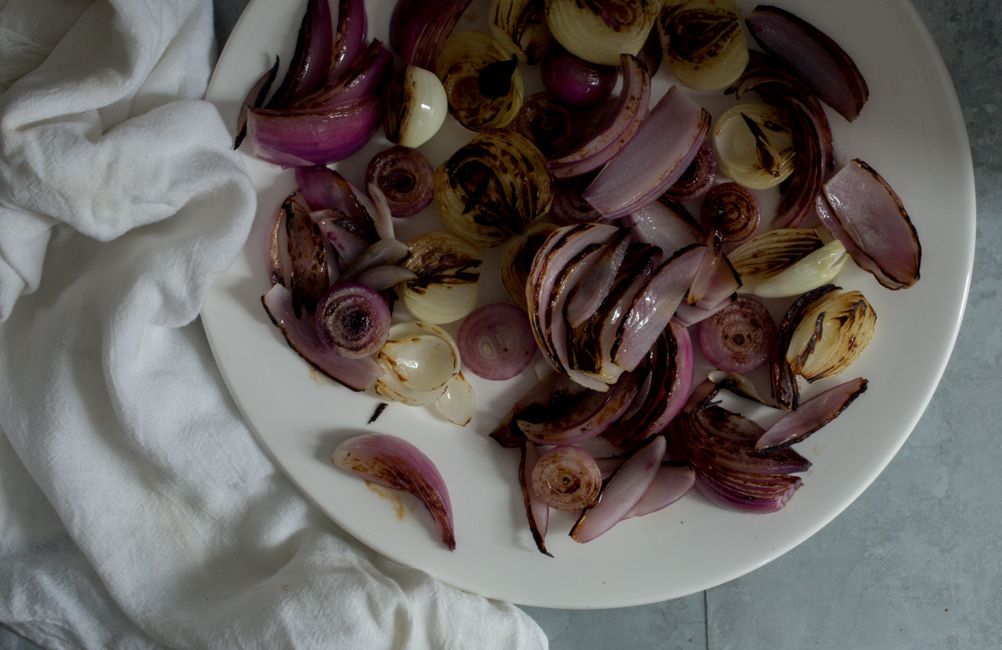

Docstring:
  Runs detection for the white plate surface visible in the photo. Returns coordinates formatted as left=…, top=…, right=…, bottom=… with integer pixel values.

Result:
left=204, top=0, right=975, bottom=608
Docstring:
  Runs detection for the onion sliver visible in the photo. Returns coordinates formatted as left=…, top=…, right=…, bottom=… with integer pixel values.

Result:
left=570, top=435, right=666, bottom=542
left=266, top=0, right=333, bottom=109
left=315, top=282, right=390, bottom=358
left=519, top=442, right=552, bottom=556
left=583, top=86, right=710, bottom=220
left=697, top=295, right=776, bottom=373
left=333, top=433, right=455, bottom=550
left=623, top=463, right=695, bottom=519
left=628, top=198, right=704, bottom=256
left=613, top=243, right=706, bottom=372
left=435, top=372, right=477, bottom=426
left=756, top=377, right=868, bottom=451
left=746, top=5, right=869, bottom=122
left=329, top=0, right=368, bottom=80
left=531, top=446, right=603, bottom=511
left=262, top=284, right=383, bottom=392
left=729, top=228, right=823, bottom=290
left=376, top=322, right=461, bottom=406
left=284, top=195, right=329, bottom=317
left=815, top=159, right=921, bottom=290
left=457, top=303, right=537, bottom=381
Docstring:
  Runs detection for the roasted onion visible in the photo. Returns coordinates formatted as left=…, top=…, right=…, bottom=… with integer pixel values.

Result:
left=531, top=445, right=603, bottom=511
left=500, top=221, right=560, bottom=310
left=786, top=288, right=877, bottom=384
left=457, top=303, right=537, bottom=380
left=657, top=0, right=749, bottom=91
left=314, top=282, right=391, bottom=358
left=546, top=0, right=659, bottom=66
left=490, top=0, right=554, bottom=64
left=375, top=321, right=462, bottom=406
left=435, top=31, right=524, bottom=132
left=401, top=231, right=482, bottom=324
left=697, top=295, right=776, bottom=373
left=712, top=102, right=796, bottom=190
left=540, top=44, right=618, bottom=108
left=434, top=129, right=553, bottom=248
left=365, top=146, right=435, bottom=218
left=383, top=65, right=448, bottom=148
left=700, top=182, right=761, bottom=244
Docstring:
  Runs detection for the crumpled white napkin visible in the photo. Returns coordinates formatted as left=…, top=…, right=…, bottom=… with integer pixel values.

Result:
left=0, top=0, right=548, bottom=648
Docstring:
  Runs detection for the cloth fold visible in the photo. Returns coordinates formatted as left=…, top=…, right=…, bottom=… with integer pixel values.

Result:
left=0, top=0, right=548, bottom=647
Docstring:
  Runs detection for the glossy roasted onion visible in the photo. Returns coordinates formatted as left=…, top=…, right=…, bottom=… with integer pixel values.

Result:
left=500, top=221, right=559, bottom=310
left=545, top=0, right=659, bottom=66
left=401, top=231, right=482, bottom=323
left=701, top=182, right=761, bottom=244
left=712, top=102, right=796, bottom=190
left=434, top=129, right=553, bottom=248
left=314, top=282, right=391, bottom=358
left=365, top=146, right=435, bottom=218
left=786, top=288, right=877, bottom=383
left=490, top=0, right=554, bottom=64
left=657, top=0, right=749, bottom=91
left=383, top=65, right=448, bottom=148
left=435, top=31, right=524, bottom=132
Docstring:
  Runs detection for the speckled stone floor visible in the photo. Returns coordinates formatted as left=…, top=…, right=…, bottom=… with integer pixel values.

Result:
left=3, top=0, right=1000, bottom=648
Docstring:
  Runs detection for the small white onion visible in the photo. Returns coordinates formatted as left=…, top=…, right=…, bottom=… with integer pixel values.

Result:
left=712, top=103, right=796, bottom=190
left=376, top=322, right=462, bottom=406
left=385, top=66, right=448, bottom=149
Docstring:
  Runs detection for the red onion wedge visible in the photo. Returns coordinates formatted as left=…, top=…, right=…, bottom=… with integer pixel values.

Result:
left=296, top=166, right=378, bottom=242
left=815, top=159, right=921, bottom=290
left=531, top=446, right=603, bottom=511
left=548, top=54, right=651, bottom=180
left=667, top=406, right=809, bottom=513
left=623, top=463, right=695, bottom=519
left=457, top=303, right=537, bottom=381
left=284, top=195, right=329, bottom=317
left=389, top=0, right=475, bottom=71
left=266, top=0, right=333, bottom=109
left=628, top=198, right=704, bottom=256
left=565, top=230, right=631, bottom=329
left=245, top=95, right=383, bottom=167
left=519, top=442, right=552, bottom=557
left=570, top=434, right=666, bottom=543
left=612, top=243, right=706, bottom=372
left=757, top=377, right=868, bottom=451
left=314, top=281, right=390, bottom=358
left=518, top=371, right=642, bottom=446
left=332, top=433, right=455, bottom=550
left=329, top=0, right=369, bottom=80
left=292, top=40, right=393, bottom=111
left=697, top=295, right=777, bottom=374
left=746, top=5, right=869, bottom=123
left=583, top=86, right=710, bottom=220
left=262, top=284, right=383, bottom=391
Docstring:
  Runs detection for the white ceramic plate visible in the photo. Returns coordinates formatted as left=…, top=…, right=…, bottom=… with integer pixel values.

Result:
left=204, top=0, right=975, bottom=608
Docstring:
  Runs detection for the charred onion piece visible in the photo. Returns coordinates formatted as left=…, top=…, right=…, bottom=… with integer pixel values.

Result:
left=284, top=196, right=329, bottom=317
left=545, top=0, right=659, bottom=66
left=262, top=284, right=383, bottom=391
left=746, top=5, right=869, bottom=122
left=490, top=0, right=554, bottom=64
left=531, top=445, right=603, bottom=511
left=701, top=182, right=761, bottom=244
left=375, top=322, right=462, bottom=406
left=365, top=146, right=435, bottom=218
left=500, top=221, right=559, bottom=310
left=401, top=231, right=482, bottom=324
left=333, top=433, right=456, bottom=550
left=435, top=31, right=523, bottom=132
left=756, top=377, right=868, bottom=450
left=729, top=228, right=823, bottom=289
left=815, top=159, right=921, bottom=290
left=771, top=283, right=840, bottom=410
left=571, top=434, right=666, bottom=542
left=712, top=102, right=795, bottom=190
left=511, top=93, right=584, bottom=159
left=389, top=0, right=475, bottom=71
left=315, top=282, right=391, bottom=358
left=697, top=295, right=777, bottom=374
left=786, top=288, right=876, bottom=383
left=383, top=65, right=448, bottom=148
left=658, top=0, right=749, bottom=91
left=434, top=129, right=553, bottom=248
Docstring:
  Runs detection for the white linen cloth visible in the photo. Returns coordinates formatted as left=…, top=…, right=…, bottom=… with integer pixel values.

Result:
left=0, top=0, right=548, bottom=647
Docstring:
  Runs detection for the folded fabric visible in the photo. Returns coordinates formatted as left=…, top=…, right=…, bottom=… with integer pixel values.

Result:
left=0, top=0, right=547, bottom=647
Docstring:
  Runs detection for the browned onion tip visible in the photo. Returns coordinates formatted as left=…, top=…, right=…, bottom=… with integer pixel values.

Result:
left=746, top=5, right=869, bottom=122
left=663, top=142, right=717, bottom=201
left=570, top=435, right=666, bottom=543
left=332, top=433, right=455, bottom=551
left=756, top=377, right=868, bottom=451
left=530, top=446, right=603, bottom=511
left=700, top=182, right=762, bottom=244
left=771, top=283, right=839, bottom=411
left=284, top=196, right=329, bottom=318
left=235, top=57, right=279, bottom=149
left=697, top=295, right=777, bottom=374
left=815, top=159, right=921, bottom=290
left=390, top=0, right=475, bottom=71
left=519, top=442, right=552, bottom=556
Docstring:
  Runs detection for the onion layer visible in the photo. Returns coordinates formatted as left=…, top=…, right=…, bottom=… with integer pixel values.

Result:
left=697, top=295, right=777, bottom=373
left=457, top=303, right=537, bottom=380
left=546, top=0, right=659, bottom=66
left=531, top=446, right=603, bottom=511
left=333, top=433, right=455, bottom=550
left=315, top=282, right=391, bottom=358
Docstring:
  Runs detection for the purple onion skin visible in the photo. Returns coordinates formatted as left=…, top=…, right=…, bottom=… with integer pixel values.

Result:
left=365, top=146, right=435, bottom=218
left=756, top=377, right=868, bottom=451
left=333, top=433, right=456, bottom=551
left=541, top=45, right=618, bottom=108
